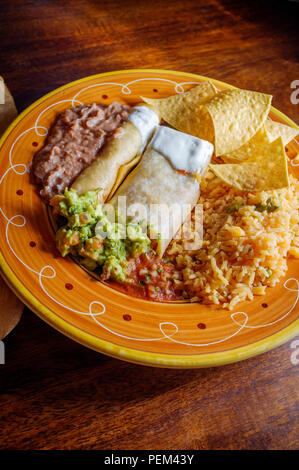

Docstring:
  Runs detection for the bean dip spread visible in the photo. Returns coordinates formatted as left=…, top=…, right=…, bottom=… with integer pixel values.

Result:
left=31, top=102, right=130, bottom=200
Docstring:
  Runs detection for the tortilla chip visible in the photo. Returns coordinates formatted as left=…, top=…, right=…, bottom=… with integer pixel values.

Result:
left=0, top=76, right=17, bottom=136
left=265, top=120, right=298, bottom=146
left=209, top=137, right=289, bottom=191
left=203, top=88, right=272, bottom=156
left=221, top=126, right=270, bottom=163
left=141, top=82, right=217, bottom=143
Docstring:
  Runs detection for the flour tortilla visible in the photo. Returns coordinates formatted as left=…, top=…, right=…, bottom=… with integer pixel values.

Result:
left=110, top=147, right=200, bottom=256
left=72, top=120, right=143, bottom=200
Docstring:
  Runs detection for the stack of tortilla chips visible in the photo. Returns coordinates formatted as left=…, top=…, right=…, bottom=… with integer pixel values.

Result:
left=142, top=83, right=298, bottom=192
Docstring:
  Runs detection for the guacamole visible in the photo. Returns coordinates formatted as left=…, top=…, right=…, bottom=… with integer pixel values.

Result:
left=50, top=189, right=152, bottom=282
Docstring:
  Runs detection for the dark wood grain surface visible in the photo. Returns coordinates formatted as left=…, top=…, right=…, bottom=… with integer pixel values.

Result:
left=0, top=0, right=298, bottom=450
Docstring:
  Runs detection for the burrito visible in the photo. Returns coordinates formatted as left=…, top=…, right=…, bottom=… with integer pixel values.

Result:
left=110, top=125, right=214, bottom=256
left=71, top=105, right=160, bottom=201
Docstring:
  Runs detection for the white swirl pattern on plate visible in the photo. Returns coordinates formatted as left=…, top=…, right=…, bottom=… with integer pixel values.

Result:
left=0, top=77, right=298, bottom=347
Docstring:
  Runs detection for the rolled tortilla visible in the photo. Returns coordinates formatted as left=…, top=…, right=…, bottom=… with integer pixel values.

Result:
left=71, top=106, right=159, bottom=201
left=110, top=126, right=214, bottom=256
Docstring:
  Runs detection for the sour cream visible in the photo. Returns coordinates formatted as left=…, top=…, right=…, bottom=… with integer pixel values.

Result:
left=149, top=125, right=214, bottom=175
left=127, top=106, right=159, bottom=151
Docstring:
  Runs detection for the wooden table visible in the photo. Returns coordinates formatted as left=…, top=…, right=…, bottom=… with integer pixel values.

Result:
left=0, top=0, right=298, bottom=450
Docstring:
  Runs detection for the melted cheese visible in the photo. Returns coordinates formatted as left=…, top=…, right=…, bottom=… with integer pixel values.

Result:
left=127, top=106, right=159, bottom=151
left=149, top=125, right=214, bottom=175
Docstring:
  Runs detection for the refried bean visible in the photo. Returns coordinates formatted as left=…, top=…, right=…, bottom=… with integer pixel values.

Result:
left=31, top=102, right=130, bottom=200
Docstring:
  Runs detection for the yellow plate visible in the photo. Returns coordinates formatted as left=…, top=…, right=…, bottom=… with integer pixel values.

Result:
left=0, top=69, right=298, bottom=368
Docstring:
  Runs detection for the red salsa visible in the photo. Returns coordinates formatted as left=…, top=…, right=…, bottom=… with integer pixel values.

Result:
left=109, top=252, right=182, bottom=302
